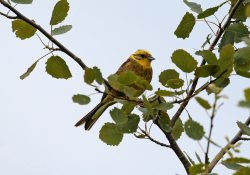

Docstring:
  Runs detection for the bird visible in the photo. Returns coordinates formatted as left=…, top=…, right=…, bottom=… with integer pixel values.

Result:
left=75, top=49, right=155, bottom=130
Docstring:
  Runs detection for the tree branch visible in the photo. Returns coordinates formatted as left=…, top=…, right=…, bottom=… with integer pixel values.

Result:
left=155, top=121, right=191, bottom=174
left=204, top=116, right=250, bottom=174
left=239, top=137, right=250, bottom=141
left=0, top=0, right=88, bottom=70
left=170, top=0, right=245, bottom=126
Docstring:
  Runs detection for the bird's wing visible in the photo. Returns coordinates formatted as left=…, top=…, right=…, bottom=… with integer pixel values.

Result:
left=115, top=58, right=131, bottom=74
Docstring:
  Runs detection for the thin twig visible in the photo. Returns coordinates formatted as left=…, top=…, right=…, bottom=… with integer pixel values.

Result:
left=196, top=19, right=220, bottom=28
left=35, top=33, right=47, bottom=47
left=0, top=11, right=17, bottom=19
left=139, top=128, right=171, bottom=148
left=170, top=0, right=245, bottom=127
left=203, top=116, right=250, bottom=174
left=204, top=18, right=216, bottom=35
left=205, top=94, right=218, bottom=164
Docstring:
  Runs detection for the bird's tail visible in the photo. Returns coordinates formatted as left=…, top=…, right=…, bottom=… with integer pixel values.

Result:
left=74, top=98, right=115, bottom=130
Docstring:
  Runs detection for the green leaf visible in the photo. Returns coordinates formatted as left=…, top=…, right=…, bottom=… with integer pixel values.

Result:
left=234, top=47, right=250, bottom=78
left=110, top=108, right=128, bottom=125
left=213, top=78, right=230, bottom=88
left=189, top=164, right=206, bottom=174
left=20, top=59, right=39, bottom=80
left=236, top=70, right=250, bottom=78
left=166, top=79, right=184, bottom=89
left=50, top=0, right=70, bottom=25
left=242, top=37, right=250, bottom=46
left=11, top=0, right=32, bottom=4
left=195, top=97, right=211, bottom=109
left=215, top=44, right=235, bottom=78
left=219, top=23, right=249, bottom=51
left=244, top=88, right=250, bottom=101
left=196, top=50, right=217, bottom=65
left=142, top=95, right=153, bottom=116
left=45, top=56, right=72, bottom=79
left=84, top=67, right=103, bottom=85
left=197, top=6, right=219, bottom=19
left=93, top=67, right=103, bottom=84
left=238, top=100, right=250, bottom=108
left=185, top=119, right=205, bottom=140
left=219, top=31, right=235, bottom=52
left=72, top=94, right=90, bottom=105
left=158, top=114, right=171, bottom=133
left=12, top=19, right=37, bottom=40
left=223, top=157, right=250, bottom=164
left=51, top=25, right=72, bottom=35
left=197, top=1, right=227, bottom=19
left=84, top=68, right=95, bottom=84
left=237, top=121, right=250, bottom=136
left=229, top=23, right=249, bottom=43
left=174, top=12, right=196, bottom=39
left=159, top=69, right=179, bottom=86
left=155, top=90, right=175, bottom=97
left=118, top=71, right=137, bottom=85
left=195, top=65, right=220, bottom=78
left=118, top=114, right=140, bottom=133
left=234, top=167, right=250, bottom=175
left=246, top=5, right=250, bottom=17
left=183, top=0, right=203, bottom=14
left=222, top=162, right=244, bottom=170
left=121, top=102, right=135, bottom=115
left=195, top=152, right=202, bottom=163
left=171, top=49, right=198, bottom=73
left=172, top=118, right=184, bottom=140
left=153, top=102, right=173, bottom=111
left=135, top=78, right=152, bottom=90
left=99, top=123, right=123, bottom=146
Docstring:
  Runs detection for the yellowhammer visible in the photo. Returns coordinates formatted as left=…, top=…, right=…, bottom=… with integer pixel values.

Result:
left=75, top=49, right=155, bottom=130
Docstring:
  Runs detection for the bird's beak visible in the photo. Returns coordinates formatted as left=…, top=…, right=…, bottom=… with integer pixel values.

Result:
left=148, top=56, right=156, bottom=61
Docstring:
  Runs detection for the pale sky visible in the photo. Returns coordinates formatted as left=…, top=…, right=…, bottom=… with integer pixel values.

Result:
left=0, top=1, right=249, bottom=175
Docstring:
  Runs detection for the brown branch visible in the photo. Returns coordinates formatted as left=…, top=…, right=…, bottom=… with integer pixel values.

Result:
left=0, top=0, right=88, bottom=70
left=170, top=0, right=245, bottom=127
left=139, top=128, right=171, bottom=148
left=239, top=137, right=250, bottom=141
left=203, top=116, right=250, bottom=174
left=154, top=120, right=191, bottom=174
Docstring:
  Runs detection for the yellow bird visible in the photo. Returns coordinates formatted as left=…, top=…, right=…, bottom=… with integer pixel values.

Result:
left=75, top=50, right=155, bottom=130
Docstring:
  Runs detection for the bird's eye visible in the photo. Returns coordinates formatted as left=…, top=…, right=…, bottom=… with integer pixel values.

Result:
left=140, top=54, right=146, bottom=58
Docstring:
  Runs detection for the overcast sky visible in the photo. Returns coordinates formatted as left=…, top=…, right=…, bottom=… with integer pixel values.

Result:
left=0, top=1, right=249, bottom=175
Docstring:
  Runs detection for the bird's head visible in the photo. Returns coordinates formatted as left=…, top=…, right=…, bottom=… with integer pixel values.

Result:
left=130, top=49, right=155, bottom=68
